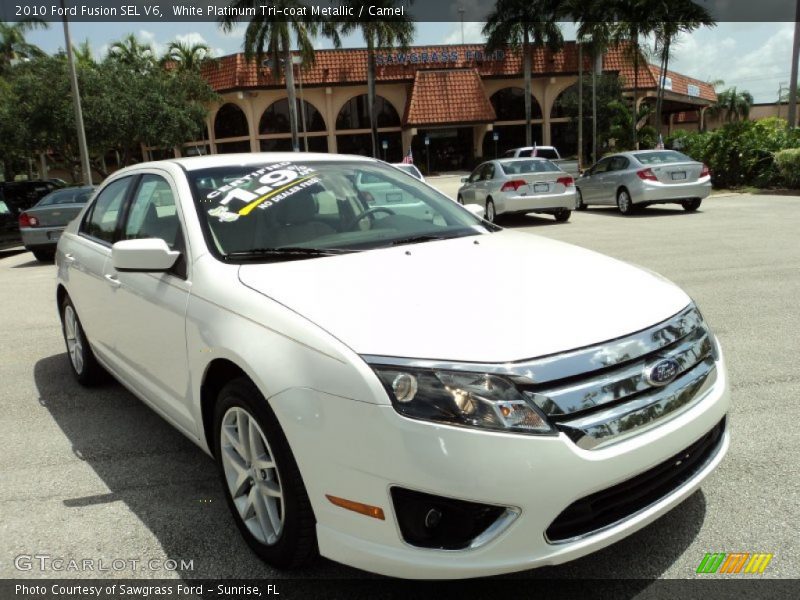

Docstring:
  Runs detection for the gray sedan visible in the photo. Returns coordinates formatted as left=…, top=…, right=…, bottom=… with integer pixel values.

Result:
left=457, top=158, right=576, bottom=223
left=576, top=150, right=711, bottom=215
left=20, top=186, right=95, bottom=261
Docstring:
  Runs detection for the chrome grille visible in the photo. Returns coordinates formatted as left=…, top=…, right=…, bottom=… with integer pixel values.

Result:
left=523, top=305, right=717, bottom=449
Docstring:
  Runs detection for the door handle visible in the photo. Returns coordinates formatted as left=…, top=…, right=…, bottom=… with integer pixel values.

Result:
left=63, top=253, right=75, bottom=264
left=104, top=274, right=122, bottom=288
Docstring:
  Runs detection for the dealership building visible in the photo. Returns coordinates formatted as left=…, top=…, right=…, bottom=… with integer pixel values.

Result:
left=170, top=43, right=716, bottom=171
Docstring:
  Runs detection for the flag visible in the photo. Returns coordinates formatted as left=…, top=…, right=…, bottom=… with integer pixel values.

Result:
left=401, top=147, right=413, bottom=164
left=656, top=134, right=665, bottom=149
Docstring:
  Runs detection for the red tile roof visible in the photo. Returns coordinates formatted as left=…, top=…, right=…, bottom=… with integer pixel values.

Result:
left=201, top=42, right=715, bottom=103
left=646, top=63, right=717, bottom=102
left=403, top=69, right=496, bottom=126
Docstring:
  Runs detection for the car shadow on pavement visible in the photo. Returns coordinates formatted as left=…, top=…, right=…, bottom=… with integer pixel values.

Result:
left=498, top=214, right=568, bottom=228
left=581, top=207, right=703, bottom=218
left=34, top=352, right=706, bottom=583
left=12, top=259, right=50, bottom=268
left=0, top=248, right=26, bottom=260
left=33, top=353, right=371, bottom=580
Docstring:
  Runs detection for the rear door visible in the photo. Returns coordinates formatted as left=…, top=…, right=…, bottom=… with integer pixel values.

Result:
left=605, top=156, right=631, bottom=198
left=67, top=177, right=134, bottom=361
left=579, top=157, right=613, bottom=203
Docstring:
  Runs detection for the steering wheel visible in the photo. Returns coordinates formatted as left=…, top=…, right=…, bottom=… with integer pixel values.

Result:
left=345, top=206, right=396, bottom=230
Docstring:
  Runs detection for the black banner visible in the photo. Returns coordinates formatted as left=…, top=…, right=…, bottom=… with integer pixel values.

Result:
left=2, top=579, right=800, bottom=600
left=0, top=0, right=797, bottom=23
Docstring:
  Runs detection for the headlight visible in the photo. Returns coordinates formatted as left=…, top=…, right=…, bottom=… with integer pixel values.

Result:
left=369, top=364, right=554, bottom=435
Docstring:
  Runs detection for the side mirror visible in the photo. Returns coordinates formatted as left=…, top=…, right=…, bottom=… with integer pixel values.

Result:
left=460, top=177, right=469, bottom=184
left=112, top=238, right=180, bottom=272
left=464, top=203, right=485, bottom=218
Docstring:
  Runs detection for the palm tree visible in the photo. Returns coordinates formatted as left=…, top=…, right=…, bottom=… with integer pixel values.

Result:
left=565, top=0, right=615, bottom=164
left=484, top=0, right=564, bottom=147
left=709, top=87, right=754, bottom=122
left=162, top=41, right=212, bottom=72
left=73, top=39, right=95, bottom=67
left=107, top=34, right=156, bottom=71
left=0, top=19, right=48, bottom=74
left=652, top=0, right=715, bottom=134
left=219, top=0, right=340, bottom=151
left=340, top=2, right=414, bottom=158
left=612, top=0, right=659, bottom=149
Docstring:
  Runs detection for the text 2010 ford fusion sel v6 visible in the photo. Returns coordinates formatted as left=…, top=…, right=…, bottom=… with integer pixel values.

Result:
left=55, top=153, right=729, bottom=579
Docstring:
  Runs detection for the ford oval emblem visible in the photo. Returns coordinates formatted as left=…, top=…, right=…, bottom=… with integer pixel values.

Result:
left=645, top=358, right=681, bottom=387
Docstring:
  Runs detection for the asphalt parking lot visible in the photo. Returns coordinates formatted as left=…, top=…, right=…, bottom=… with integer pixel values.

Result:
left=0, top=191, right=798, bottom=581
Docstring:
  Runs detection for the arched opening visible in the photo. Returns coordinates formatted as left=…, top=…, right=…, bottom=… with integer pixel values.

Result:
left=551, top=84, right=578, bottom=119
left=336, top=94, right=401, bottom=130
left=481, top=124, right=543, bottom=158
left=489, top=87, right=542, bottom=121
left=213, top=103, right=248, bottom=139
left=550, top=84, right=579, bottom=158
left=258, top=98, right=328, bottom=153
left=335, top=94, right=402, bottom=161
left=259, top=98, right=327, bottom=134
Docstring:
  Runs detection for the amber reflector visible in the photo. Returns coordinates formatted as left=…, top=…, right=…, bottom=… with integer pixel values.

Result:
left=326, top=495, right=385, bottom=520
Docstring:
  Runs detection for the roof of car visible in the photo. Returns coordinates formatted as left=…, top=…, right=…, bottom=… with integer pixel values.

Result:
left=166, top=152, right=376, bottom=172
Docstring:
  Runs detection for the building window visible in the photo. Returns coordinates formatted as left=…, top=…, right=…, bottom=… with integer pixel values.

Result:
left=481, top=124, right=543, bottom=158
left=214, top=103, right=248, bottom=139
left=215, top=140, right=252, bottom=154
left=260, top=137, right=329, bottom=153
left=336, top=95, right=401, bottom=130
left=260, top=99, right=326, bottom=134
left=337, top=132, right=402, bottom=162
left=489, top=87, right=542, bottom=121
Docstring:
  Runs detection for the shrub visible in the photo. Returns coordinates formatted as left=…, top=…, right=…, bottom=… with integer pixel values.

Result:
left=667, top=118, right=800, bottom=188
left=775, top=148, right=800, bottom=188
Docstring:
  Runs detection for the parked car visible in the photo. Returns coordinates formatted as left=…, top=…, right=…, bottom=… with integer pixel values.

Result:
left=576, top=150, right=711, bottom=215
left=19, top=186, right=95, bottom=261
left=0, top=199, right=20, bottom=251
left=56, top=153, right=729, bottom=579
left=457, top=158, right=576, bottom=222
left=502, top=145, right=580, bottom=178
left=0, top=180, right=61, bottom=214
left=391, top=163, right=425, bottom=181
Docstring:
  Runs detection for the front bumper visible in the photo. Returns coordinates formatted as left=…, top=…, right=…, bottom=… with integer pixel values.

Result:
left=495, top=189, right=576, bottom=215
left=20, top=226, right=63, bottom=249
left=633, top=178, right=712, bottom=205
left=268, top=353, right=730, bottom=579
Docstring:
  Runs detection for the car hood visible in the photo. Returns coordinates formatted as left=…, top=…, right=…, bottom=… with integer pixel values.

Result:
left=238, top=230, right=691, bottom=363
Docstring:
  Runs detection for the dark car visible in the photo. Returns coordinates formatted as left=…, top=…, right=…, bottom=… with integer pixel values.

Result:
left=0, top=180, right=60, bottom=214
left=0, top=199, right=20, bottom=251
left=19, top=186, right=95, bottom=261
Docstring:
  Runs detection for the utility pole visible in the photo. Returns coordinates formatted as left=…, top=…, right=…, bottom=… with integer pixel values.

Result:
left=61, top=0, right=92, bottom=185
left=458, top=6, right=465, bottom=44
left=788, top=0, right=800, bottom=128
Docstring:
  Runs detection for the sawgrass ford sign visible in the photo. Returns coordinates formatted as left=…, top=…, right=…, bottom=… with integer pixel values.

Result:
left=375, top=49, right=506, bottom=66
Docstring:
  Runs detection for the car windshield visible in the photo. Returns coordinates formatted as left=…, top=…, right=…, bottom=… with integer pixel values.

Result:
left=36, top=188, right=94, bottom=207
left=535, top=148, right=559, bottom=160
left=634, top=151, right=692, bottom=165
left=188, top=160, right=494, bottom=261
left=499, top=159, right=561, bottom=175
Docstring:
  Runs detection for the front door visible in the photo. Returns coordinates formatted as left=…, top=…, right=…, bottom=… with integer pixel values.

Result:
left=102, top=171, right=193, bottom=431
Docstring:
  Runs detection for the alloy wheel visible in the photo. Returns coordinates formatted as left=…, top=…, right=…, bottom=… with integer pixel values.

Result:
left=486, top=200, right=496, bottom=222
left=220, top=407, right=284, bottom=545
left=63, top=305, right=84, bottom=375
left=618, top=191, right=633, bottom=214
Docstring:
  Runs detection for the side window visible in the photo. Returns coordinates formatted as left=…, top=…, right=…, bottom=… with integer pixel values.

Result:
left=0, top=200, right=10, bottom=215
left=609, top=157, right=629, bottom=171
left=482, top=164, right=495, bottom=180
left=122, top=174, right=183, bottom=250
left=592, top=158, right=612, bottom=174
left=468, top=166, right=484, bottom=183
left=519, top=149, right=533, bottom=158
left=81, top=177, right=131, bottom=243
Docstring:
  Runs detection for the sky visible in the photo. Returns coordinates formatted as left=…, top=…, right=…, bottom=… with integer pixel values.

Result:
left=26, top=21, right=797, bottom=104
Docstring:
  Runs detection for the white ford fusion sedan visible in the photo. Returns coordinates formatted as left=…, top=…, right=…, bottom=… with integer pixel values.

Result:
left=55, top=153, right=729, bottom=579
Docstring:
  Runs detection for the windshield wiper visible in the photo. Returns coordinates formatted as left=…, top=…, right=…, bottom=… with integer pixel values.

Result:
left=389, top=233, right=469, bottom=247
left=224, top=247, right=355, bottom=261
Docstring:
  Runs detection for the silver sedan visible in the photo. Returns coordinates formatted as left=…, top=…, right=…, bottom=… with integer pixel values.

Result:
left=576, top=150, right=711, bottom=215
left=19, top=186, right=95, bottom=261
left=457, top=158, right=576, bottom=223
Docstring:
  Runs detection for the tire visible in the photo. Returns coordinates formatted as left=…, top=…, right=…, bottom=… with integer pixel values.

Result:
left=214, top=377, right=317, bottom=570
left=682, top=198, right=702, bottom=212
left=617, top=189, right=635, bottom=215
left=457, top=194, right=464, bottom=205
left=60, top=296, right=103, bottom=385
left=575, top=189, right=587, bottom=210
left=32, top=248, right=55, bottom=262
left=554, top=208, right=571, bottom=222
left=485, top=199, right=496, bottom=223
